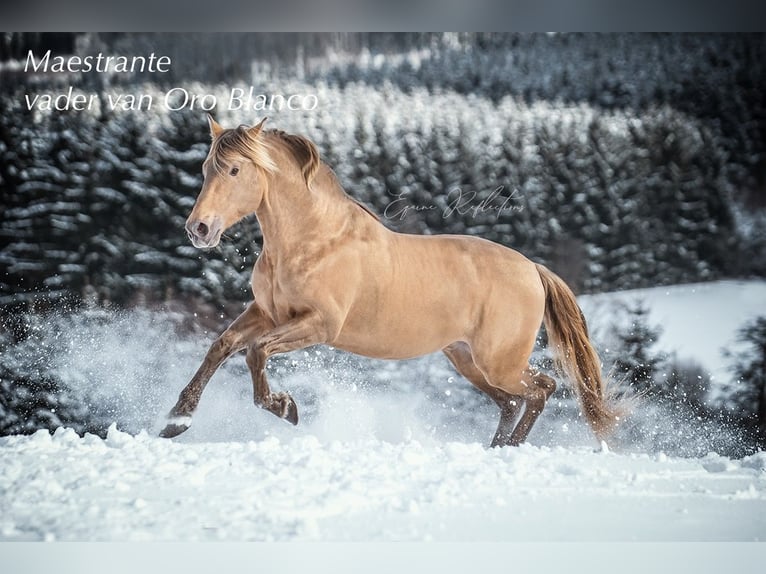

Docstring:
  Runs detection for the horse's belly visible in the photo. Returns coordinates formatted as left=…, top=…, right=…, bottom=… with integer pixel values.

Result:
left=332, top=325, right=458, bottom=360
left=331, top=292, right=474, bottom=359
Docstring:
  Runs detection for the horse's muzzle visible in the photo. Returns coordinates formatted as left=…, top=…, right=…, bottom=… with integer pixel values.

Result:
left=186, top=218, right=222, bottom=249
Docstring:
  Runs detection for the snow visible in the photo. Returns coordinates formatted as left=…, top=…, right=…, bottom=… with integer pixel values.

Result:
left=1, top=280, right=765, bottom=542
left=0, top=425, right=764, bottom=542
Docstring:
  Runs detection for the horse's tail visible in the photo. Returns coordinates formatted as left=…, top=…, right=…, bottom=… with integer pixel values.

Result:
left=536, top=263, right=620, bottom=441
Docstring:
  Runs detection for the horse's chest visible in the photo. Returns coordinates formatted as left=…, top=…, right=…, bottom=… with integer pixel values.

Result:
left=250, top=258, right=304, bottom=323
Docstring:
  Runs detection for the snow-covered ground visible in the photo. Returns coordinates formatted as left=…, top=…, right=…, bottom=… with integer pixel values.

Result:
left=1, top=425, right=764, bottom=542
left=0, top=280, right=764, bottom=541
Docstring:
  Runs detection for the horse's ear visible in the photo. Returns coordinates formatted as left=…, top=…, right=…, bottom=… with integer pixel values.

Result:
left=247, top=117, right=268, bottom=139
left=207, top=114, right=225, bottom=139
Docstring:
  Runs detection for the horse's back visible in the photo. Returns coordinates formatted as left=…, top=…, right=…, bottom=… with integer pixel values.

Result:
left=390, top=232, right=543, bottom=299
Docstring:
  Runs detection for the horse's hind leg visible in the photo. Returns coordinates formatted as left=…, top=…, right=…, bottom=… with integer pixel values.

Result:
left=505, top=369, right=557, bottom=446
left=443, top=342, right=523, bottom=448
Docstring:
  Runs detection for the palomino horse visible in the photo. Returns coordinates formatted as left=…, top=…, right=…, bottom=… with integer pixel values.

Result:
left=160, top=116, right=618, bottom=446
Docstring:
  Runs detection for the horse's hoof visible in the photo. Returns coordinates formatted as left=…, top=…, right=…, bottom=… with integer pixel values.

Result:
left=282, top=394, right=299, bottom=426
left=159, top=416, right=192, bottom=438
left=259, top=393, right=300, bottom=425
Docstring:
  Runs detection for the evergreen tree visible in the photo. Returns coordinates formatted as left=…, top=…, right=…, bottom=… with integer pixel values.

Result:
left=0, top=313, right=93, bottom=435
left=2, top=33, right=765, bottom=312
left=0, top=104, right=97, bottom=304
left=612, top=300, right=667, bottom=393
left=663, top=357, right=711, bottom=415
left=724, top=316, right=766, bottom=445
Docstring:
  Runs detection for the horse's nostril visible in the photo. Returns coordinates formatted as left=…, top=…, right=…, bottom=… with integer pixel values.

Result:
left=196, top=222, right=209, bottom=237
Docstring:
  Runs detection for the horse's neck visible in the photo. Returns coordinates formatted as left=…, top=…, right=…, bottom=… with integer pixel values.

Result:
left=255, top=165, right=372, bottom=254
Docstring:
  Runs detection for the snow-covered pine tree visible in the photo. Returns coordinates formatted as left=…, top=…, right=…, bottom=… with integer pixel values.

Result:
left=724, top=316, right=766, bottom=446
left=663, top=357, right=711, bottom=416
left=0, top=313, right=93, bottom=436
left=611, top=299, right=667, bottom=394
left=0, top=103, right=98, bottom=305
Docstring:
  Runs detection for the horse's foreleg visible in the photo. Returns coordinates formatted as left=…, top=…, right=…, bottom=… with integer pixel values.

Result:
left=159, top=303, right=273, bottom=438
left=255, top=311, right=331, bottom=356
left=245, top=311, right=332, bottom=425
left=246, top=346, right=299, bottom=425
left=161, top=340, right=240, bottom=434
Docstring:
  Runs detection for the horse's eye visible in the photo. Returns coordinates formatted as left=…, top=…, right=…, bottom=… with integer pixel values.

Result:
left=230, top=167, right=239, bottom=176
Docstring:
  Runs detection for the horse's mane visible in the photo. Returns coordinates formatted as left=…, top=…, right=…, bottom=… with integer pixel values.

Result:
left=210, top=127, right=322, bottom=190
left=263, top=130, right=378, bottom=220
left=209, top=125, right=278, bottom=176
left=267, top=129, right=320, bottom=186
left=211, top=125, right=378, bottom=221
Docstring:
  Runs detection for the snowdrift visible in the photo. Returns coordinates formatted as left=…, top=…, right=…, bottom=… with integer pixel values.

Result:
left=1, top=426, right=764, bottom=541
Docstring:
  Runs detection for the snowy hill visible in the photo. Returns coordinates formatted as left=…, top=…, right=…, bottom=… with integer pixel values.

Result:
left=579, top=279, right=766, bottom=393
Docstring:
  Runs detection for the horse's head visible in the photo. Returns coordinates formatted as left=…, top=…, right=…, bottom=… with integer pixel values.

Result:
left=185, top=115, right=275, bottom=249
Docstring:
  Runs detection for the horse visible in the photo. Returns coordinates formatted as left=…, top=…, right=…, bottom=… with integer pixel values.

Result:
left=159, top=115, right=619, bottom=447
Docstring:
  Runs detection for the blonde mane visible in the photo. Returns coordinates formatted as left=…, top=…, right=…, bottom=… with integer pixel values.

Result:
left=209, top=125, right=279, bottom=176
left=267, top=129, right=321, bottom=187
left=209, top=127, right=321, bottom=189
